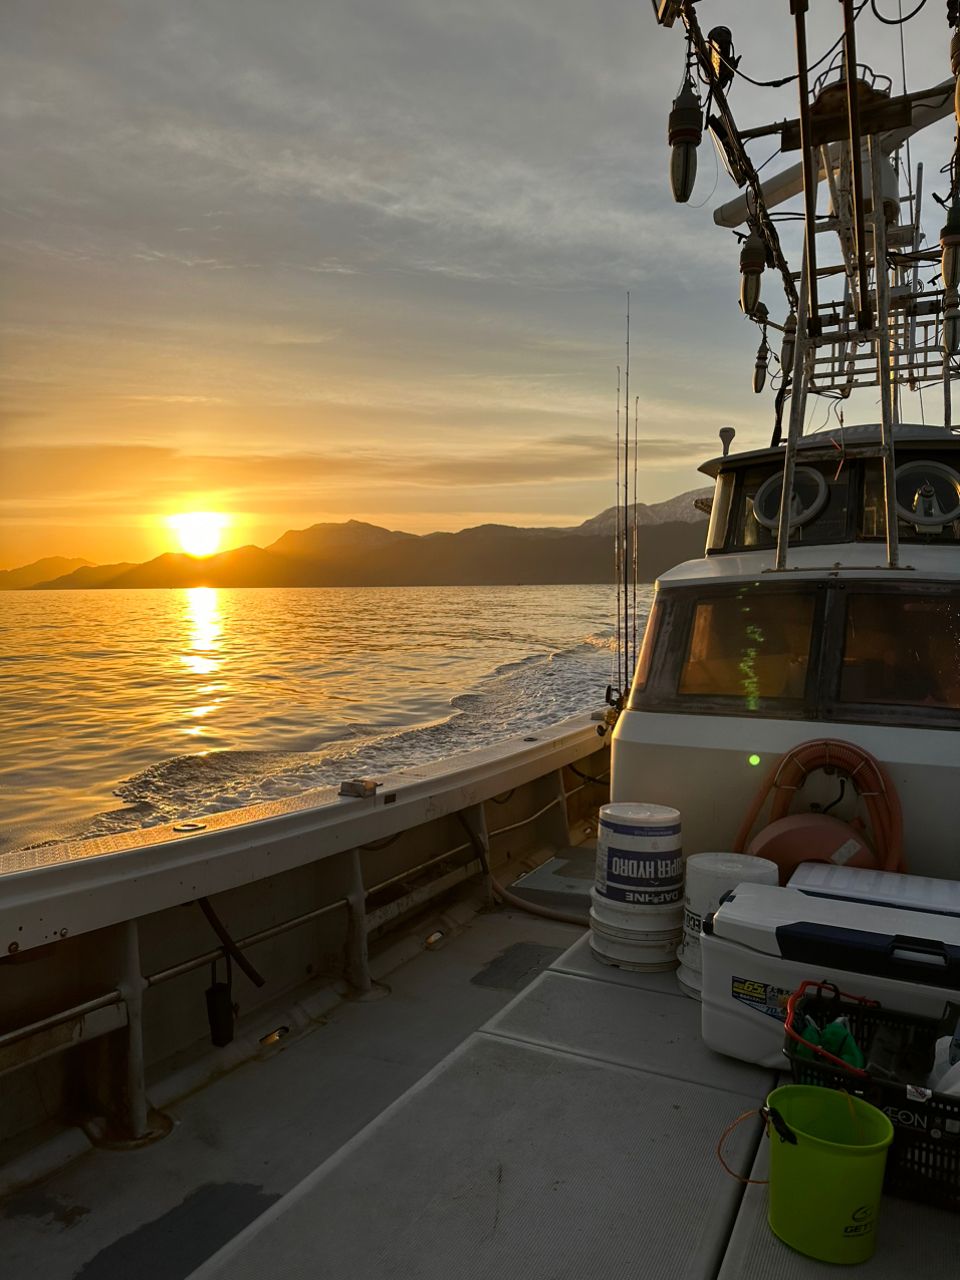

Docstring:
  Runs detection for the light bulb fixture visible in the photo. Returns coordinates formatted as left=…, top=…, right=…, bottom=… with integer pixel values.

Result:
left=781, top=311, right=797, bottom=373
left=667, top=63, right=703, bottom=204
left=945, top=288, right=960, bottom=356
left=669, top=144, right=698, bottom=206
left=739, top=231, right=765, bottom=316
left=753, top=335, right=769, bottom=394
left=941, top=201, right=960, bottom=291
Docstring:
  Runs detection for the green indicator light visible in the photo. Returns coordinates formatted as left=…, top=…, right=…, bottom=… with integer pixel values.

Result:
left=748, top=754, right=761, bottom=767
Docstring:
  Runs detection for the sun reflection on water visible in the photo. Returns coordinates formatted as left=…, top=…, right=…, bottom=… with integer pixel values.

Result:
left=181, top=588, right=224, bottom=733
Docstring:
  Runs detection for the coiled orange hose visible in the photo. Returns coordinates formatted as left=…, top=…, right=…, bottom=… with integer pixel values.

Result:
left=732, top=739, right=904, bottom=873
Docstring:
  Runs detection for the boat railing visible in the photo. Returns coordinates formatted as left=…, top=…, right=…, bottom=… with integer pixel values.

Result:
left=0, top=713, right=607, bottom=1172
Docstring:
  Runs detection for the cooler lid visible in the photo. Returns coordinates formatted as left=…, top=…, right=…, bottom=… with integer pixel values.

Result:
left=788, top=863, right=960, bottom=918
left=710, top=883, right=960, bottom=988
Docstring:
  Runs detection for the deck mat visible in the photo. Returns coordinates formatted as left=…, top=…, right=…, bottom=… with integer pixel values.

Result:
left=550, top=930, right=694, bottom=997
left=487, top=968, right=769, bottom=1099
left=189, top=1033, right=765, bottom=1280
left=469, top=942, right=565, bottom=991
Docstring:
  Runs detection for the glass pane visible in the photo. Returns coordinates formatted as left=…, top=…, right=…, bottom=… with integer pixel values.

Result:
left=632, top=598, right=661, bottom=692
left=753, top=467, right=826, bottom=530
left=861, top=460, right=960, bottom=544
left=734, top=464, right=849, bottom=549
left=840, top=593, right=960, bottom=710
left=895, top=462, right=960, bottom=526
left=706, top=473, right=733, bottom=552
left=678, top=592, right=814, bottom=708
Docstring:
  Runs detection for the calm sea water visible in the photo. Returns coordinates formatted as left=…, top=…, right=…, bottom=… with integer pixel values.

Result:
left=1, top=585, right=653, bottom=854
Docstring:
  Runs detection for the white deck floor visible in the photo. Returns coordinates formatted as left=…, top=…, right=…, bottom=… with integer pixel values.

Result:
left=4, top=913, right=956, bottom=1278
left=1, top=909, right=581, bottom=1279
left=189, top=936, right=959, bottom=1280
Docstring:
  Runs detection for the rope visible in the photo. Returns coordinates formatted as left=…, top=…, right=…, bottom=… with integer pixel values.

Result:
left=716, top=1109, right=769, bottom=1185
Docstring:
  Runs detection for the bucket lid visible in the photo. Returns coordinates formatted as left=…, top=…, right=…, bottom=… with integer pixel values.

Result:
left=687, top=852, right=777, bottom=875
left=600, top=803, right=680, bottom=825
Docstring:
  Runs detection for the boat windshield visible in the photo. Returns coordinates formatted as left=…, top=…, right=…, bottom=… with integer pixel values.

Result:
left=630, top=582, right=959, bottom=728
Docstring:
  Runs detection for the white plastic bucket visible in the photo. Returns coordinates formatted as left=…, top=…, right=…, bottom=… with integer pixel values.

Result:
left=591, top=803, right=683, bottom=971
left=676, top=852, right=778, bottom=998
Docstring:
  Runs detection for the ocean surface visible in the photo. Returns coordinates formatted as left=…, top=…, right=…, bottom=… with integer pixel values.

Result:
left=1, top=584, right=653, bottom=854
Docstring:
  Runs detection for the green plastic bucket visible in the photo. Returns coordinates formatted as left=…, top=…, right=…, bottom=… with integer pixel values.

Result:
left=766, top=1085, right=894, bottom=1265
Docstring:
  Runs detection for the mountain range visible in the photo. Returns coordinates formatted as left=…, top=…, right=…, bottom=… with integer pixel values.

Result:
left=0, top=557, right=93, bottom=589
left=4, top=489, right=711, bottom=589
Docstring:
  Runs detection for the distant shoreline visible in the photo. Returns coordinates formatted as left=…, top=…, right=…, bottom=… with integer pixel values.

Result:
left=2, top=500, right=710, bottom=591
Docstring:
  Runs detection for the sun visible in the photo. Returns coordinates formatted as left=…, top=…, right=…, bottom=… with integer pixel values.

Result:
left=168, top=511, right=230, bottom=558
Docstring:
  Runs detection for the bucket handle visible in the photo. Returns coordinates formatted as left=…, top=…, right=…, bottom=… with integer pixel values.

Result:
left=716, top=1109, right=770, bottom=1185
left=783, top=980, right=875, bottom=1077
left=760, top=1104, right=797, bottom=1146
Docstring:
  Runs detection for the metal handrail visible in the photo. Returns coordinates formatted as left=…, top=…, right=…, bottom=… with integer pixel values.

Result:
left=363, top=787, right=577, bottom=896
left=486, top=794, right=565, bottom=840
left=1, top=780, right=590, bottom=1048
left=145, top=898, right=350, bottom=987
left=0, top=990, right=122, bottom=1051
left=365, top=843, right=473, bottom=897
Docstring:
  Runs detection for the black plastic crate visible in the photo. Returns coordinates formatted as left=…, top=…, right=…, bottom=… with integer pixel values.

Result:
left=784, top=982, right=960, bottom=1213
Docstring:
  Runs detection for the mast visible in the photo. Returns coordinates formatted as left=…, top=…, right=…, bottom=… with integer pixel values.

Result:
left=652, top=0, right=957, bottom=573
left=869, top=136, right=900, bottom=569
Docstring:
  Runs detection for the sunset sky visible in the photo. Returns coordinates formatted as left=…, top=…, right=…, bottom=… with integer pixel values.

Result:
left=1, top=0, right=949, bottom=566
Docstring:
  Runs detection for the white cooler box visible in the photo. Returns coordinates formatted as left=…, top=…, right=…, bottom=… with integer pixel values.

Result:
left=701, top=882, right=960, bottom=1067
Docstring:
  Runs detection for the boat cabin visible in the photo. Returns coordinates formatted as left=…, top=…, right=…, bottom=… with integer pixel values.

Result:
left=613, top=426, right=960, bottom=877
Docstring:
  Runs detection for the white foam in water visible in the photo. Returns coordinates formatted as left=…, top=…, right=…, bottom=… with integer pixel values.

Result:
left=2, top=585, right=650, bottom=851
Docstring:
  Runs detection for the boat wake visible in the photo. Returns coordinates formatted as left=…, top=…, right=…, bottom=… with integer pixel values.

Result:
left=75, top=627, right=621, bottom=841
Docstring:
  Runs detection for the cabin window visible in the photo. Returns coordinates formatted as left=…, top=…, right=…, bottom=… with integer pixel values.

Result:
left=633, top=598, right=662, bottom=692
left=839, top=593, right=960, bottom=711
left=861, top=460, right=960, bottom=544
left=728, top=463, right=851, bottom=550
left=706, top=473, right=734, bottom=551
left=752, top=466, right=828, bottom=532
left=678, top=591, right=815, bottom=707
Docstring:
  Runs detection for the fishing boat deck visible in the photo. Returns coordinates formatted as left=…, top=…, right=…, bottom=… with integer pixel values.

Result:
left=3, top=909, right=955, bottom=1279
left=186, top=934, right=956, bottom=1280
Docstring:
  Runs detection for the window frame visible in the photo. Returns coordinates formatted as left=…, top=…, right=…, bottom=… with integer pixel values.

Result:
left=715, top=462, right=857, bottom=554
left=707, top=451, right=960, bottom=555
left=629, top=581, right=828, bottom=721
left=818, top=580, right=960, bottom=731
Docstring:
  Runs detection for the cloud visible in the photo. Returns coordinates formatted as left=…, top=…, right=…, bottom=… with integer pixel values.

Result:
left=0, top=434, right=714, bottom=521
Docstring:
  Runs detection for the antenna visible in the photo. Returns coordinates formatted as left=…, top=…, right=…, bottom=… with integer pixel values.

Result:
left=633, top=393, right=640, bottom=679
left=623, top=293, right=631, bottom=686
left=615, top=366, right=623, bottom=698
